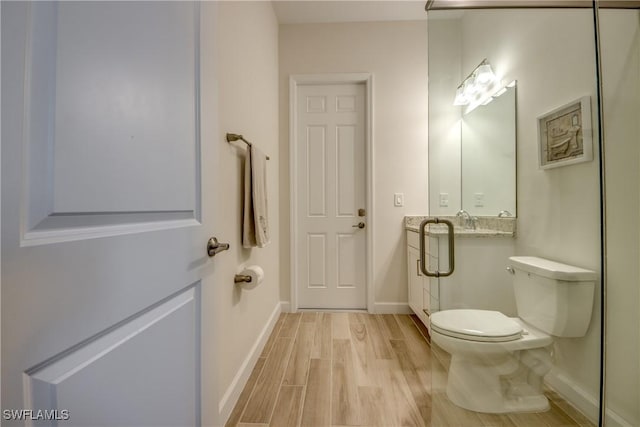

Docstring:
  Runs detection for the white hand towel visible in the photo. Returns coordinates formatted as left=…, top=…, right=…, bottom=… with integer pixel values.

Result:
left=242, top=145, right=270, bottom=248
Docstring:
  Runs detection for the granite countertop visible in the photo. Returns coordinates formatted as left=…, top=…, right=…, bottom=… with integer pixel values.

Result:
left=404, top=215, right=516, bottom=237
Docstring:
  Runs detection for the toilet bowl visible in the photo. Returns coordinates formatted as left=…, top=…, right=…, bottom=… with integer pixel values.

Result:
left=431, top=309, right=553, bottom=413
left=430, top=256, right=596, bottom=414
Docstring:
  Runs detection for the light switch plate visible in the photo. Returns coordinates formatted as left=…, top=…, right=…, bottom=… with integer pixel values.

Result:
left=439, top=193, right=449, bottom=207
left=394, top=193, right=404, bottom=207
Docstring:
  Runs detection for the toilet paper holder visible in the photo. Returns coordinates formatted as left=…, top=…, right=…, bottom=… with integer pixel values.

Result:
left=234, top=274, right=252, bottom=283
left=234, top=265, right=264, bottom=287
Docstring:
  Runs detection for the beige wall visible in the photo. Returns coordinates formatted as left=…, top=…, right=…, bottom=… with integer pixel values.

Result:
left=279, top=21, right=429, bottom=309
left=599, top=10, right=640, bottom=427
left=201, top=2, right=280, bottom=424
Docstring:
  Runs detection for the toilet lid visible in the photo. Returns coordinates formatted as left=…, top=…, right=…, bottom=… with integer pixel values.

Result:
left=430, top=309, right=522, bottom=342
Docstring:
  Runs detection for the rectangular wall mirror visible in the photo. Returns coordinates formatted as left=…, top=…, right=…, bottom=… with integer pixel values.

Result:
left=461, top=81, right=516, bottom=216
left=428, top=11, right=517, bottom=217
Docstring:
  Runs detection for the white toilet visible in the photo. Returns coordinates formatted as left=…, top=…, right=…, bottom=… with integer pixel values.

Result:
left=430, top=256, right=597, bottom=414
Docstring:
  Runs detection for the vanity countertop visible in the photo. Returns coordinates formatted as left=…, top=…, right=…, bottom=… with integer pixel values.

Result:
left=404, top=215, right=516, bottom=237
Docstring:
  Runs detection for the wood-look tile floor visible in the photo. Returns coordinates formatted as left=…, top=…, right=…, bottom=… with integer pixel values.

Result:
left=226, top=312, right=595, bottom=427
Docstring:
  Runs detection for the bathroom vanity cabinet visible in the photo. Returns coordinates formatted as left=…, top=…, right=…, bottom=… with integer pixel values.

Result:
left=406, top=230, right=440, bottom=327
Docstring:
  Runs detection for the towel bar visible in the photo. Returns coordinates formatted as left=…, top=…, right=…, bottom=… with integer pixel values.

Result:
left=226, top=133, right=270, bottom=160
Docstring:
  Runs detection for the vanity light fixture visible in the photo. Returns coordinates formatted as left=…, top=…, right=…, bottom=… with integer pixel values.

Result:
left=490, top=80, right=516, bottom=100
left=453, top=59, right=500, bottom=108
left=469, top=79, right=516, bottom=112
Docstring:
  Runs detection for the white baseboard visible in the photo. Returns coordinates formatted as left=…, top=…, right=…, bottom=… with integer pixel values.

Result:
left=279, top=301, right=291, bottom=313
left=545, top=370, right=634, bottom=427
left=281, top=300, right=409, bottom=314
left=373, top=302, right=412, bottom=314
left=218, top=301, right=282, bottom=424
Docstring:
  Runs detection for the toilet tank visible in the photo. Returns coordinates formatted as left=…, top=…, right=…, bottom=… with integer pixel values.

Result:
left=509, top=256, right=597, bottom=337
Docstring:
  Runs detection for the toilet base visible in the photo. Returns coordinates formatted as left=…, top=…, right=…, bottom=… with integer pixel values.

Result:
left=445, top=352, right=551, bottom=414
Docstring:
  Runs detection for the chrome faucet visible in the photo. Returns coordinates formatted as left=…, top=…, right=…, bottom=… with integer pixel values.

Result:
left=498, top=210, right=513, bottom=218
left=456, top=209, right=470, bottom=221
left=456, top=209, right=478, bottom=230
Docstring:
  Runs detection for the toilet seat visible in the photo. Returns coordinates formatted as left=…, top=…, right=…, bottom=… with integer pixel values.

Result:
left=431, top=309, right=522, bottom=342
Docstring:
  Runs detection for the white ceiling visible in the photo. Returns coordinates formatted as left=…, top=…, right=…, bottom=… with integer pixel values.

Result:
left=272, top=1, right=428, bottom=24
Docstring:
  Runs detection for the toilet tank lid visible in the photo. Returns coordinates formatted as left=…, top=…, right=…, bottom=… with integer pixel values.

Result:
left=509, top=256, right=598, bottom=281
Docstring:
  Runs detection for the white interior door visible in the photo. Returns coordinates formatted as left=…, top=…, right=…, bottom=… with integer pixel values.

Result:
left=296, top=83, right=367, bottom=309
left=2, top=3, right=211, bottom=425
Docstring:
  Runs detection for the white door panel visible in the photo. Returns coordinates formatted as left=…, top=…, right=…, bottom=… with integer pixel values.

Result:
left=26, top=286, right=199, bottom=427
left=306, top=126, right=327, bottom=217
left=2, top=2, right=208, bottom=425
left=296, top=84, right=366, bottom=309
left=52, top=2, right=196, bottom=214
left=21, top=1, right=200, bottom=243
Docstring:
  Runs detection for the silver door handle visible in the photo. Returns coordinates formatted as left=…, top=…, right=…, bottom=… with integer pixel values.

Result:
left=419, top=218, right=455, bottom=277
left=352, top=222, right=365, bottom=229
left=207, top=237, right=230, bottom=257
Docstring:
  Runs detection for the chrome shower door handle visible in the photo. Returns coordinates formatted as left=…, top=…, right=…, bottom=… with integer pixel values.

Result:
left=419, top=218, right=455, bottom=277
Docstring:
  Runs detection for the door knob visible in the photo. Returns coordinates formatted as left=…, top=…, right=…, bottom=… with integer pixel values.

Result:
left=352, top=222, right=365, bottom=229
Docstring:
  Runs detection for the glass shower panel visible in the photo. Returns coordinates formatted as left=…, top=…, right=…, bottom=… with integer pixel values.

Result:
left=427, top=6, right=602, bottom=426
left=597, top=6, right=640, bottom=427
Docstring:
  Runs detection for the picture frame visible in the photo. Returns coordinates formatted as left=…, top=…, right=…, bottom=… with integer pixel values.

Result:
left=537, top=96, right=592, bottom=169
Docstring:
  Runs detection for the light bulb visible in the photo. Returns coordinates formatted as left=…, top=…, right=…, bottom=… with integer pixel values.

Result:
left=474, top=64, right=496, bottom=85
left=462, top=78, right=477, bottom=97
left=453, top=86, right=468, bottom=106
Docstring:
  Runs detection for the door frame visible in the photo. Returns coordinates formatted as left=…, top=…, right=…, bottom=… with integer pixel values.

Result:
left=289, top=73, right=374, bottom=313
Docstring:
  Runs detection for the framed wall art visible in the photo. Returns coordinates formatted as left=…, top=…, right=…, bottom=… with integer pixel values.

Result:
left=538, top=96, right=592, bottom=169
